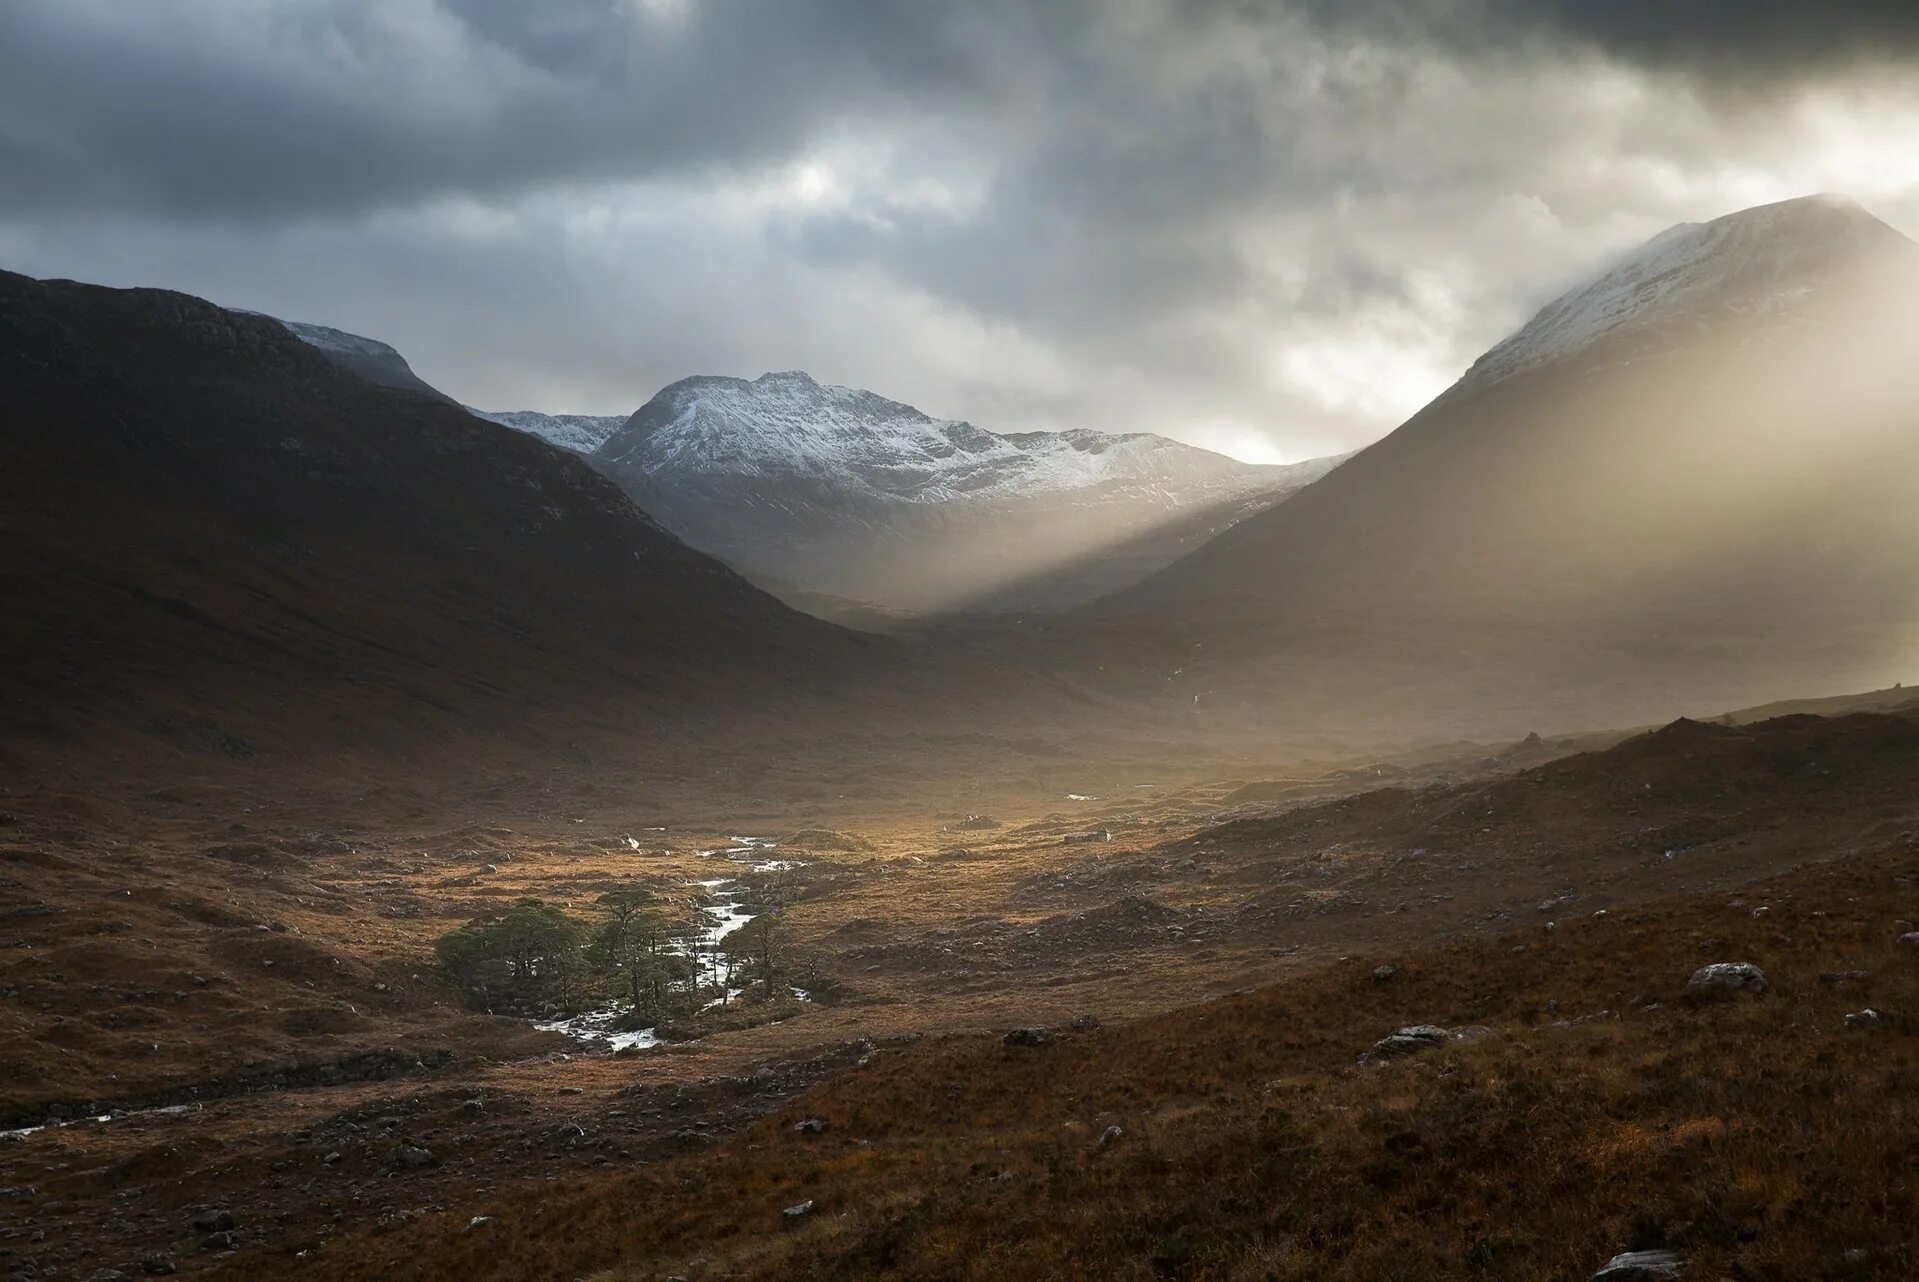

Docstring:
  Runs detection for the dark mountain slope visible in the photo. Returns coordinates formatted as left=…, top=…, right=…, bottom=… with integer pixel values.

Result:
left=0, top=271, right=862, bottom=780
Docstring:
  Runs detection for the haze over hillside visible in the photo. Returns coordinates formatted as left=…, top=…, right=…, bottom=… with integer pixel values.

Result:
left=1084, top=195, right=1919, bottom=737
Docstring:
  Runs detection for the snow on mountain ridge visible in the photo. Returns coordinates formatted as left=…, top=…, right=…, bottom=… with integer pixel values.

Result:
left=602, top=369, right=1300, bottom=506
left=1459, top=193, right=1907, bottom=393
left=468, top=408, right=627, bottom=455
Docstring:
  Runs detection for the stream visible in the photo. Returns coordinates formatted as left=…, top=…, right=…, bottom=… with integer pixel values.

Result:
left=533, top=836, right=806, bottom=1052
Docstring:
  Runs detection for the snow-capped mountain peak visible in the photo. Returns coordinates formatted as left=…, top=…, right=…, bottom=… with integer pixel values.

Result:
left=1459, top=193, right=1908, bottom=393
left=601, top=370, right=1287, bottom=506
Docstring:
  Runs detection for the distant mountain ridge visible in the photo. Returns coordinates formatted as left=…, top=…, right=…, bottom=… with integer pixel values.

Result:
left=468, top=407, right=628, bottom=454
left=590, top=370, right=1344, bottom=615
left=268, top=314, right=1344, bottom=617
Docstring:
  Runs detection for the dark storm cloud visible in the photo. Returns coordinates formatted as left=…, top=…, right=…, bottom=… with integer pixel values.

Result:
left=0, top=0, right=990, bottom=220
left=1521, top=1, right=1919, bottom=78
left=1290, top=0, right=1919, bottom=82
left=3, top=0, right=1917, bottom=460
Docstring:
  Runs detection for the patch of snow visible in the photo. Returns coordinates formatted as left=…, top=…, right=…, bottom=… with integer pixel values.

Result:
left=1457, top=193, right=1902, bottom=393
left=469, top=408, right=628, bottom=455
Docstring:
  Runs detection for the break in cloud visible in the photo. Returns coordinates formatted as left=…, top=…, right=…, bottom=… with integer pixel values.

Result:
left=4, top=1, right=1919, bottom=462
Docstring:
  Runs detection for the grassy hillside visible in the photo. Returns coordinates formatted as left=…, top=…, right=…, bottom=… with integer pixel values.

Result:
left=259, top=835, right=1919, bottom=1281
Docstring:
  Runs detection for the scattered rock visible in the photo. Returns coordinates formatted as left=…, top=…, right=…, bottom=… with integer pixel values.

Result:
left=1819, top=970, right=1869, bottom=989
left=465, top=1216, right=495, bottom=1232
left=1899, top=931, right=1919, bottom=947
left=1061, top=829, right=1112, bottom=845
left=198, top=1231, right=235, bottom=1251
left=1844, top=1008, right=1886, bottom=1029
left=321, top=1151, right=343, bottom=1165
left=950, top=815, right=1000, bottom=831
left=1364, top=1025, right=1452, bottom=1059
left=1003, top=1027, right=1052, bottom=1047
left=1067, top=1013, right=1102, bottom=1031
left=1686, top=962, right=1768, bottom=998
left=1371, top=964, right=1400, bottom=983
left=793, top=1117, right=826, bottom=1135
left=1591, top=1249, right=1685, bottom=1280
left=138, top=1259, right=176, bottom=1278
left=782, top=1199, right=815, bottom=1223
left=189, top=1209, right=235, bottom=1234
left=387, top=1144, right=436, bottom=1170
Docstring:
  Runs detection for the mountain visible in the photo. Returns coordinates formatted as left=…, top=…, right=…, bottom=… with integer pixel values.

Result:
left=467, top=407, right=628, bottom=454
left=0, top=271, right=862, bottom=778
left=1087, top=194, right=1919, bottom=733
left=589, top=370, right=1343, bottom=615
left=259, top=316, right=457, bottom=403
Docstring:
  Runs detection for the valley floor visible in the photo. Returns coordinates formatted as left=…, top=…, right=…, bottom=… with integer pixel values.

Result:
left=2, top=693, right=1917, bottom=1279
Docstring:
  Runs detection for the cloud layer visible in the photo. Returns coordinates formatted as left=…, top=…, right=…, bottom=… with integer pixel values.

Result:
left=5, top=0, right=1918, bottom=459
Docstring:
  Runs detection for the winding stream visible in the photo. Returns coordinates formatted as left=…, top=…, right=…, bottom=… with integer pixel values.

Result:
left=533, top=836, right=805, bottom=1052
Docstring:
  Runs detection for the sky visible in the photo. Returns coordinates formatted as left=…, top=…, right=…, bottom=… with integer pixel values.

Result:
left=5, top=2, right=1919, bottom=463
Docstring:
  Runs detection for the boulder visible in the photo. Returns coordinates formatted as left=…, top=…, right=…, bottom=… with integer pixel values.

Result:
left=1003, top=1027, right=1052, bottom=1047
left=782, top=1199, right=815, bottom=1223
left=1067, top=1014, right=1102, bottom=1031
left=1591, top=1249, right=1684, bottom=1280
left=1844, top=1008, right=1886, bottom=1029
left=387, top=1143, right=436, bottom=1170
left=1371, top=964, right=1400, bottom=983
left=793, top=1117, right=826, bottom=1135
left=189, top=1209, right=235, bottom=1234
left=1686, top=962, right=1767, bottom=998
left=1366, top=1025, right=1452, bottom=1059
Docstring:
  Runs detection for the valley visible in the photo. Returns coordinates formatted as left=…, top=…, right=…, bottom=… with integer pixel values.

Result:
left=5, top=689, right=1918, bottom=1278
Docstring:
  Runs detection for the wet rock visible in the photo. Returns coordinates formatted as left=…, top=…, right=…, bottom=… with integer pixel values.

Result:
left=1686, top=962, right=1767, bottom=998
left=189, top=1209, right=235, bottom=1234
left=1003, top=1027, right=1052, bottom=1047
left=1364, top=1025, right=1452, bottom=1059
left=1590, top=1248, right=1684, bottom=1280
left=782, top=1199, right=815, bottom=1223
left=793, top=1118, right=826, bottom=1135
left=387, top=1144, right=436, bottom=1170
left=1371, top=964, right=1400, bottom=983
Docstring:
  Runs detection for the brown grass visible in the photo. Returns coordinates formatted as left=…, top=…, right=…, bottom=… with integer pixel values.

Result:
left=250, top=837, right=1919, bottom=1281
